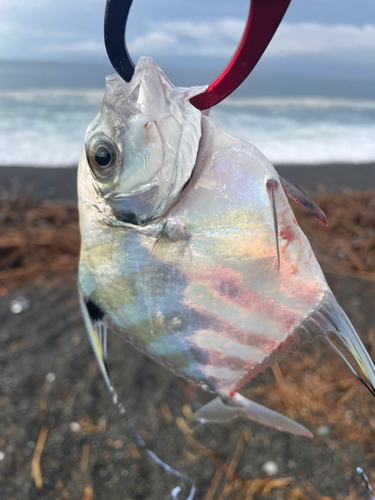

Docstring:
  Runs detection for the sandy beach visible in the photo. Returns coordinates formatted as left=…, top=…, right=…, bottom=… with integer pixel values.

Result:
left=1, top=164, right=375, bottom=499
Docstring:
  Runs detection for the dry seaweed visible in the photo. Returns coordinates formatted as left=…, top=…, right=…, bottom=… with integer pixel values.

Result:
left=294, top=190, right=375, bottom=282
left=1, top=190, right=375, bottom=498
left=0, top=196, right=79, bottom=290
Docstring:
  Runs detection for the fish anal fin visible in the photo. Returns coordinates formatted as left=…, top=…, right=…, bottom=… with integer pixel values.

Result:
left=280, top=176, right=328, bottom=226
left=195, top=394, right=312, bottom=438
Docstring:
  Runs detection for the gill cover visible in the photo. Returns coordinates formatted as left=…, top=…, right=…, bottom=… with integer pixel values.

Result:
left=83, top=57, right=205, bottom=224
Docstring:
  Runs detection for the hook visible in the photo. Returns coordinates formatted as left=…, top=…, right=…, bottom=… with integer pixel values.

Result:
left=104, top=0, right=291, bottom=109
left=104, top=0, right=135, bottom=83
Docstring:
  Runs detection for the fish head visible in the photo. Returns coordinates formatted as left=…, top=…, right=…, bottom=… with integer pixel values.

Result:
left=79, top=56, right=206, bottom=225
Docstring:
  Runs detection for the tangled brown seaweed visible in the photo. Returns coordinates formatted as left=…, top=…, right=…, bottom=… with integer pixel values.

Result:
left=1, top=190, right=375, bottom=498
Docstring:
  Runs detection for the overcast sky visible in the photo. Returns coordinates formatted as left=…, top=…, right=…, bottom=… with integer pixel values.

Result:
left=2, top=0, right=375, bottom=79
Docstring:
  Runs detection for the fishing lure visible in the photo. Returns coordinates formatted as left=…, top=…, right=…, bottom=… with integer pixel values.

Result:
left=78, top=0, right=375, bottom=496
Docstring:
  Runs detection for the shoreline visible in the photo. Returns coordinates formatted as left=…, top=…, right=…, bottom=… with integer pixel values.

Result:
left=1, top=163, right=375, bottom=201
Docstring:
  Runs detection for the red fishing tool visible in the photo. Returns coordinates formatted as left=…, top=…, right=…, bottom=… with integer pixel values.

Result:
left=104, top=0, right=292, bottom=110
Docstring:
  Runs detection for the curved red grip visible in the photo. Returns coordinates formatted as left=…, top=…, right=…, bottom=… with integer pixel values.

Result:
left=190, top=0, right=291, bottom=110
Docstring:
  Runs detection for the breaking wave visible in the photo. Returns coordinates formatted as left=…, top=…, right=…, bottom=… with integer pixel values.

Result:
left=1, top=90, right=375, bottom=166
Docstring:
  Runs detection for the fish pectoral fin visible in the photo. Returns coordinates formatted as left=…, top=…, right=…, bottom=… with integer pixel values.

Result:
left=280, top=176, right=328, bottom=226
left=195, top=393, right=312, bottom=438
left=147, top=221, right=192, bottom=269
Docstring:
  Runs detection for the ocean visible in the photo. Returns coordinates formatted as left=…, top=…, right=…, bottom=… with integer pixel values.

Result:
left=2, top=60, right=375, bottom=167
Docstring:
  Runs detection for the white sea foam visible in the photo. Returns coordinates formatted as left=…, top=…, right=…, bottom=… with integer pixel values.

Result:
left=0, top=88, right=105, bottom=102
left=1, top=90, right=375, bottom=166
left=211, top=97, right=375, bottom=164
left=222, top=96, right=375, bottom=110
left=0, top=89, right=103, bottom=166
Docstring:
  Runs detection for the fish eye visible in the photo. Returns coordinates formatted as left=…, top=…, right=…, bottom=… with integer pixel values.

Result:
left=86, top=135, right=118, bottom=179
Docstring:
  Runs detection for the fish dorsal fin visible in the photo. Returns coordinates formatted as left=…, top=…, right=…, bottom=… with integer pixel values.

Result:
left=280, top=176, right=328, bottom=226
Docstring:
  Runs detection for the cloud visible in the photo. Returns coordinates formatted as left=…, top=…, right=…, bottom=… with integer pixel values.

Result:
left=3, top=6, right=375, bottom=68
left=0, top=21, right=15, bottom=35
left=128, top=18, right=243, bottom=58
left=270, top=22, right=375, bottom=61
left=38, top=40, right=105, bottom=55
left=128, top=20, right=375, bottom=63
left=0, top=0, right=104, bottom=59
left=129, top=32, right=178, bottom=55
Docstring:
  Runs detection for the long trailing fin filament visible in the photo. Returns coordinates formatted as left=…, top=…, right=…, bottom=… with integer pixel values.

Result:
left=357, top=467, right=375, bottom=500
left=129, top=423, right=196, bottom=500
left=79, top=290, right=196, bottom=499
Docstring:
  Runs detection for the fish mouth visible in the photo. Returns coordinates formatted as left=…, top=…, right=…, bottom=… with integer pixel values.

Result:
left=303, top=291, right=375, bottom=397
left=107, top=185, right=159, bottom=226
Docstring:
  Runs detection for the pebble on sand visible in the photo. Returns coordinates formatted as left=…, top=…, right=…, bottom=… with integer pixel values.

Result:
left=46, top=372, right=56, bottom=383
left=262, top=461, right=279, bottom=475
left=9, top=296, right=30, bottom=314
left=317, top=425, right=331, bottom=437
left=70, top=422, right=81, bottom=433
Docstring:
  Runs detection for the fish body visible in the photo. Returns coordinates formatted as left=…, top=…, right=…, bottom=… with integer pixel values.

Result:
left=78, top=57, right=375, bottom=435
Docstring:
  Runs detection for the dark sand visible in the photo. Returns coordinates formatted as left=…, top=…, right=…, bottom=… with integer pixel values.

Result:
left=1, top=163, right=375, bottom=201
left=1, top=165, right=375, bottom=500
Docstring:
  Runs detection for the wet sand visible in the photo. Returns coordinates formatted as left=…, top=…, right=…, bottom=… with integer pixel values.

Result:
left=1, top=165, right=375, bottom=499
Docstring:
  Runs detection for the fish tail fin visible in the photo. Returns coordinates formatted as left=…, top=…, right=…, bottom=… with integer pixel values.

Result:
left=195, top=393, right=312, bottom=438
left=303, top=291, right=375, bottom=397
left=79, top=288, right=196, bottom=499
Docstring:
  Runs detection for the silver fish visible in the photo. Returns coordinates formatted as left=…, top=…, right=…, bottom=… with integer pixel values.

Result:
left=78, top=57, right=375, bottom=438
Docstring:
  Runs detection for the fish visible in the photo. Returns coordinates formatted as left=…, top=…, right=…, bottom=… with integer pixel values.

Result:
left=78, top=56, right=375, bottom=440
